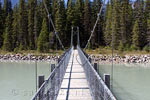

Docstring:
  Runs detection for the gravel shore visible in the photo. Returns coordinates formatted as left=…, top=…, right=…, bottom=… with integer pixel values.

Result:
left=1, top=53, right=150, bottom=63
left=90, top=54, right=150, bottom=64
left=0, top=54, right=59, bottom=62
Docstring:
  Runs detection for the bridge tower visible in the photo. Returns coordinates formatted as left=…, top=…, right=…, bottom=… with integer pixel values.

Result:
left=71, top=27, right=80, bottom=48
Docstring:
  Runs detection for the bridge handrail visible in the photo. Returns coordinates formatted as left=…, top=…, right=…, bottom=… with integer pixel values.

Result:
left=77, top=46, right=116, bottom=100
left=31, top=47, right=73, bottom=100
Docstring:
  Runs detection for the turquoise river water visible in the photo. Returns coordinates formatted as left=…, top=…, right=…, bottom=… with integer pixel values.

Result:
left=0, top=61, right=150, bottom=100
left=0, top=61, right=51, bottom=100
left=98, top=63, right=150, bottom=100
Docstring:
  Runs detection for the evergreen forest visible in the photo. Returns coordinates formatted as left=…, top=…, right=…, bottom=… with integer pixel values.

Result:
left=0, top=0, right=150, bottom=52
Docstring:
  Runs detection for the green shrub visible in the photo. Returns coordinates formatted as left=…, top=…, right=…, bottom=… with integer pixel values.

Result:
left=143, top=46, right=150, bottom=52
left=130, top=45, right=139, bottom=51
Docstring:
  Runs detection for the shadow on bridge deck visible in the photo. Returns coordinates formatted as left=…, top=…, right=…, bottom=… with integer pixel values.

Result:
left=57, top=50, right=92, bottom=100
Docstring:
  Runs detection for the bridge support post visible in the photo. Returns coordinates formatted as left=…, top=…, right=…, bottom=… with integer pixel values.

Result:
left=94, top=63, right=98, bottom=72
left=104, top=74, right=110, bottom=89
left=51, top=64, right=56, bottom=100
left=51, top=64, right=55, bottom=72
left=38, top=75, right=45, bottom=100
left=77, top=27, right=80, bottom=47
left=89, top=57, right=92, bottom=63
left=71, top=27, right=73, bottom=47
left=94, top=63, right=99, bottom=100
left=38, top=76, right=45, bottom=88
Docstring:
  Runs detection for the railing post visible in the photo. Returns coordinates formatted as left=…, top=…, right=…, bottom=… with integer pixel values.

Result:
left=38, top=76, right=45, bottom=88
left=77, top=27, right=80, bottom=47
left=93, top=63, right=98, bottom=100
left=104, top=74, right=110, bottom=89
left=57, top=57, right=61, bottom=63
left=38, top=75, right=45, bottom=100
left=103, top=74, right=110, bottom=100
left=89, top=57, right=92, bottom=63
left=51, top=64, right=56, bottom=100
left=71, top=27, right=73, bottom=47
left=94, top=63, right=98, bottom=72
left=51, top=64, right=55, bottom=72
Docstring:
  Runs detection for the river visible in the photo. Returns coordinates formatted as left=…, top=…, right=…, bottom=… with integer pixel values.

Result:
left=0, top=61, right=52, bottom=100
left=98, top=63, right=150, bottom=100
left=0, top=62, right=150, bottom=100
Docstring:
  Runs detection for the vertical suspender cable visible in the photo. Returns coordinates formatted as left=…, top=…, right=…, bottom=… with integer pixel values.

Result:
left=111, top=29, right=114, bottom=92
left=77, top=27, right=80, bottom=47
left=35, top=59, right=37, bottom=92
left=71, top=27, right=73, bottom=47
left=111, top=0, right=114, bottom=92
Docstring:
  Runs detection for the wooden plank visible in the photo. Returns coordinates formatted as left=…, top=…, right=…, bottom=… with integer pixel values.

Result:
left=57, top=50, right=92, bottom=100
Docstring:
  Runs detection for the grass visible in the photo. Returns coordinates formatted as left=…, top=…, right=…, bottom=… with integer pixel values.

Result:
left=85, top=47, right=150, bottom=56
left=0, top=48, right=150, bottom=56
left=0, top=49, right=64, bottom=56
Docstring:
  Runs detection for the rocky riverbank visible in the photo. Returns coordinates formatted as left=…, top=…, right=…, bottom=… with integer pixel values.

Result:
left=1, top=53, right=150, bottom=63
left=0, top=54, right=59, bottom=62
left=90, top=54, right=150, bottom=63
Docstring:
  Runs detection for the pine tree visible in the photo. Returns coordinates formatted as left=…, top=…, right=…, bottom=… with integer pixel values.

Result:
left=145, top=0, right=150, bottom=19
left=35, top=0, right=43, bottom=38
left=18, top=0, right=28, bottom=50
left=133, top=0, right=145, bottom=49
left=12, top=5, right=19, bottom=50
left=120, top=0, right=130, bottom=48
left=127, top=3, right=134, bottom=46
left=37, top=18, right=49, bottom=52
left=132, top=20, right=140, bottom=50
left=55, top=0, right=66, bottom=48
left=147, top=18, right=150, bottom=46
left=52, top=0, right=58, bottom=24
left=28, top=0, right=36, bottom=49
left=0, top=1, right=4, bottom=48
left=3, top=0, right=12, bottom=16
left=145, top=0, right=150, bottom=46
left=3, top=14, right=13, bottom=51
left=45, top=0, right=52, bottom=32
left=73, top=0, right=83, bottom=26
left=104, top=1, right=112, bottom=46
left=111, top=0, right=121, bottom=49
left=91, top=0, right=104, bottom=47
left=73, top=0, right=84, bottom=47
left=34, top=7, right=38, bottom=49
left=83, top=0, right=91, bottom=47
left=2, top=0, right=12, bottom=49
left=66, top=0, right=74, bottom=46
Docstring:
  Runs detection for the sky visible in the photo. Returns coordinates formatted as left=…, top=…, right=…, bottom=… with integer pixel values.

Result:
left=1, top=0, right=68, bottom=6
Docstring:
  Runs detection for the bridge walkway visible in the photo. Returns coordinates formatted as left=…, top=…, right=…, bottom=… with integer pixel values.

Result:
left=57, top=50, right=92, bottom=100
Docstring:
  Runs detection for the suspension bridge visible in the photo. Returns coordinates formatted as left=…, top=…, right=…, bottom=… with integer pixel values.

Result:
left=31, top=27, right=116, bottom=100
left=31, top=47, right=116, bottom=100
left=31, top=0, right=116, bottom=99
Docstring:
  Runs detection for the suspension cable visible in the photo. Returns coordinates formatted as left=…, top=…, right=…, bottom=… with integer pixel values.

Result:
left=43, top=0, right=65, bottom=50
left=84, top=0, right=106, bottom=50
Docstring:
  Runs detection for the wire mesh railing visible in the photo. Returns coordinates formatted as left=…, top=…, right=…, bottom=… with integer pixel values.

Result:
left=77, top=46, right=116, bottom=100
left=31, top=47, right=73, bottom=100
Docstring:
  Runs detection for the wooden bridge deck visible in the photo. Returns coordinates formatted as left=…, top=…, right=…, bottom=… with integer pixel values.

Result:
left=57, top=50, right=92, bottom=100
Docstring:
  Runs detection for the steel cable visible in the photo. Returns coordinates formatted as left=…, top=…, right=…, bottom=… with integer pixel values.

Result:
left=84, top=0, right=106, bottom=50
left=43, top=0, right=65, bottom=50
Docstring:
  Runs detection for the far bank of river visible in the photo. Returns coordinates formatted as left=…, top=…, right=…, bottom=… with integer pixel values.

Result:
left=1, top=53, right=150, bottom=63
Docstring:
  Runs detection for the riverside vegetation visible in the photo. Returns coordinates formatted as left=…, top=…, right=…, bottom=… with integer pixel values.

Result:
left=1, top=48, right=150, bottom=63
